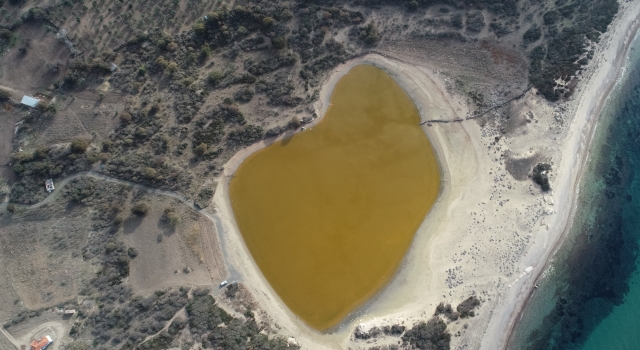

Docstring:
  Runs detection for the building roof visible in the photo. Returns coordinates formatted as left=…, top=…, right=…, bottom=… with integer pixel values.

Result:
left=29, top=335, right=52, bottom=350
left=20, top=95, right=40, bottom=107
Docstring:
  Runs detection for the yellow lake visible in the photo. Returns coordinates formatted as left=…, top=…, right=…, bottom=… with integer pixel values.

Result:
left=229, top=64, right=440, bottom=330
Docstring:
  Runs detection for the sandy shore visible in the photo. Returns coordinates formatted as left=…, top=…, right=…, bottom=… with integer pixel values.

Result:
left=211, top=1, right=640, bottom=347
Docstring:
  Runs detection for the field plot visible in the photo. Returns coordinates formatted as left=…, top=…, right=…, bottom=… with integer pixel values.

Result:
left=34, top=91, right=124, bottom=146
left=0, top=21, right=69, bottom=95
left=0, top=203, right=95, bottom=311
left=122, top=194, right=226, bottom=294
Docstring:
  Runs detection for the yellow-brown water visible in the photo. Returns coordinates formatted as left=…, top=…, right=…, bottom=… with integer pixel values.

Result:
left=229, top=64, right=440, bottom=330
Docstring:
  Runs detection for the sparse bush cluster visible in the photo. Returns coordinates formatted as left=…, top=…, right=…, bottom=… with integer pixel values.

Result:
left=245, top=54, right=296, bottom=76
left=191, top=102, right=250, bottom=159
left=255, top=74, right=304, bottom=106
left=102, top=152, right=192, bottom=192
left=289, top=5, right=363, bottom=61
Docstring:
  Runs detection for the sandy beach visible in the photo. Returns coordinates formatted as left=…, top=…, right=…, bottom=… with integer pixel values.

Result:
left=210, top=1, right=640, bottom=348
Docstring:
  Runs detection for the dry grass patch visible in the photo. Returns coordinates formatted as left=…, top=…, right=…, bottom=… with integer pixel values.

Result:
left=185, top=223, right=204, bottom=263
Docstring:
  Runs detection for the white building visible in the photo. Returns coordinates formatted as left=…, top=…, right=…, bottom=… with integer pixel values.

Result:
left=20, top=95, right=40, bottom=107
left=45, top=179, right=54, bottom=193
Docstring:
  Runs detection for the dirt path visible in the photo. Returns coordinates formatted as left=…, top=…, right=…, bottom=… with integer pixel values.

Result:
left=0, top=325, right=19, bottom=350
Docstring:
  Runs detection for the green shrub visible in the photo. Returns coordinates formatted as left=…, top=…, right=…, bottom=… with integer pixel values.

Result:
left=194, top=188, right=214, bottom=209
left=194, top=143, right=208, bottom=157
left=70, top=139, right=89, bottom=153
left=359, top=22, right=379, bottom=44
left=523, top=27, right=542, bottom=44
left=163, top=208, right=180, bottom=226
left=456, top=296, right=481, bottom=318
left=402, top=318, right=450, bottom=350
left=143, top=167, right=157, bottom=179
left=272, top=36, right=286, bottom=49
left=127, top=247, right=139, bottom=258
left=532, top=163, right=552, bottom=191
left=208, top=71, right=223, bottom=86
left=131, top=202, right=150, bottom=216
left=262, top=16, right=275, bottom=27
left=0, top=88, right=11, bottom=101
left=237, top=26, right=249, bottom=36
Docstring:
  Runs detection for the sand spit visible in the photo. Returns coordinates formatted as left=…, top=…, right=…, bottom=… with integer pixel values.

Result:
left=490, top=1, right=640, bottom=349
left=211, top=2, right=640, bottom=347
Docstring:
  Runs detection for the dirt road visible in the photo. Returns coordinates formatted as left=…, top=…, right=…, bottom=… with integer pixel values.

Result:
left=0, top=325, right=19, bottom=350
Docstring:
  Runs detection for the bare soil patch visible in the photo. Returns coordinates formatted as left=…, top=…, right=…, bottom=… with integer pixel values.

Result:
left=0, top=21, right=70, bottom=94
left=34, top=92, right=123, bottom=146
left=0, top=108, right=22, bottom=165
left=0, top=204, right=95, bottom=311
left=122, top=195, right=224, bottom=295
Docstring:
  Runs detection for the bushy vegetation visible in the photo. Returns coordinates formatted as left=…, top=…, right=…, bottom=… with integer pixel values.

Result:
left=402, top=317, right=451, bottom=350
left=131, top=202, right=150, bottom=216
left=434, top=302, right=459, bottom=321
left=9, top=143, right=96, bottom=204
left=162, top=207, right=180, bottom=226
left=194, top=187, right=214, bottom=209
left=0, top=88, right=11, bottom=100
left=70, top=139, right=89, bottom=153
left=465, top=11, right=485, bottom=33
left=456, top=296, right=481, bottom=318
left=186, top=292, right=298, bottom=350
left=358, top=22, right=380, bottom=44
left=526, top=0, right=618, bottom=100
left=532, top=163, right=552, bottom=191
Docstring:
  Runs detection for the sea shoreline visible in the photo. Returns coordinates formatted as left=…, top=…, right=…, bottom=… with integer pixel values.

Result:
left=491, top=1, right=640, bottom=349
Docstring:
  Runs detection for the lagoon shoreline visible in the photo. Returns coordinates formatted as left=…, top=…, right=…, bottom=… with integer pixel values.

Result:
left=213, top=53, right=471, bottom=348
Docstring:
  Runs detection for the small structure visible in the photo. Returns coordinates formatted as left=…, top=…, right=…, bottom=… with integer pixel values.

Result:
left=110, top=63, right=118, bottom=72
left=29, top=335, right=52, bottom=350
left=45, top=179, right=54, bottom=193
left=55, top=308, right=76, bottom=315
left=20, top=95, right=40, bottom=108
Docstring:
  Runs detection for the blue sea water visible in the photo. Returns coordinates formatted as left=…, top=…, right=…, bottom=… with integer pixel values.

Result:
left=508, top=33, right=640, bottom=350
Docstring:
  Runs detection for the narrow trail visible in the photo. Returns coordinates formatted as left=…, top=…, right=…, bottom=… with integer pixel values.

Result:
left=0, top=325, right=19, bottom=350
left=0, top=171, right=242, bottom=284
